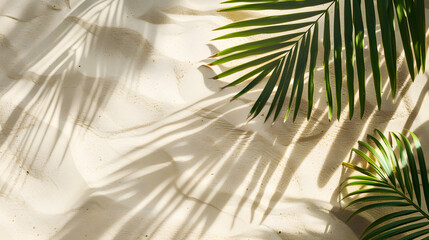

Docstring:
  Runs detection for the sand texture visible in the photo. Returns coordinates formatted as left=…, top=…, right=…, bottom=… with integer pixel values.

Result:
left=0, top=0, right=428, bottom=239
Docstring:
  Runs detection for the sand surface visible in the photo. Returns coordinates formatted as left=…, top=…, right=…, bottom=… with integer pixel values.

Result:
left=0, top=0, right=428, bottom=239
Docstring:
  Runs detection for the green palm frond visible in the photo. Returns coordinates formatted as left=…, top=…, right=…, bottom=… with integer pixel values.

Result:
left=341, top=130, right=429, bottom=239
left=210, top=0, right=426, bottom=121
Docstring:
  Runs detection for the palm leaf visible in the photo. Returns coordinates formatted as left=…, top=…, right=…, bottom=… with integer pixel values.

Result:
left=211, top=0, right=426, bottom=121
left=342, top=130, right=429, bottom=239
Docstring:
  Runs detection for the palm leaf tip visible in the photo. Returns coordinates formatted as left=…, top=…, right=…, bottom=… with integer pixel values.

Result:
left=211, top=0, right=426, bottom=122
left=341, top=130, right=429, bottom=239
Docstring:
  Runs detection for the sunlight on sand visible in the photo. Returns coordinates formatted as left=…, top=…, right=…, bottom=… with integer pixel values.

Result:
left=0, top=0, right=428, bottom=239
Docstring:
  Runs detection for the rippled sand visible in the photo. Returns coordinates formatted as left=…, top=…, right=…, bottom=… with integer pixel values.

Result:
left=0, top=0, right=428, bottom=239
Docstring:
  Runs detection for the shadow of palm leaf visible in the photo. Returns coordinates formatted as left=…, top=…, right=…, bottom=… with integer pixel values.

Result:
left=0, top=0, right=158, bottom=196
left=0, top=0, right=427, bottom=239
left=52, top=84, right=359, bottom=239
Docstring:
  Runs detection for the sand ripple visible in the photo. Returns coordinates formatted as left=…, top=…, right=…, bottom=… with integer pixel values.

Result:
left=0, top=0, right=428, bottom=239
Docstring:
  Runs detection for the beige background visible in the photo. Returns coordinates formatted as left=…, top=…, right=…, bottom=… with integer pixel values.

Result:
left=0, top=0, right=428, bottom=239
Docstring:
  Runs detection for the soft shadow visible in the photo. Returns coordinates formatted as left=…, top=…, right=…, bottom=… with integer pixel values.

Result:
left=0, top=1, right=426, bottom=239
